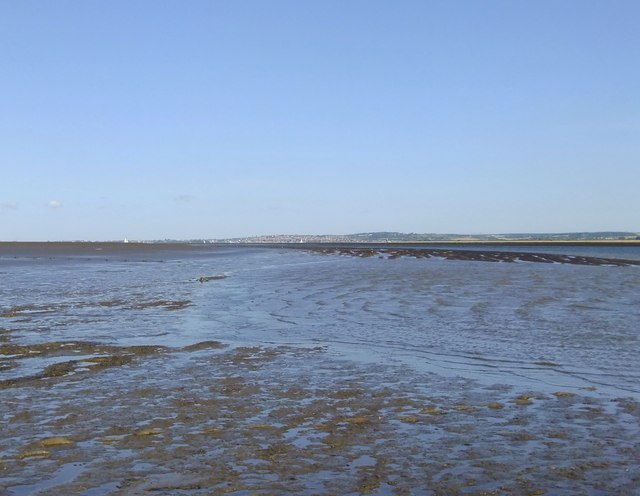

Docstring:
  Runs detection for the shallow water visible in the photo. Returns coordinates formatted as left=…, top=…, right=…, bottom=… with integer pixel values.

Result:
left=6, top=244, right=636, bottom=396
left=1, top=244, right=640, bottom=494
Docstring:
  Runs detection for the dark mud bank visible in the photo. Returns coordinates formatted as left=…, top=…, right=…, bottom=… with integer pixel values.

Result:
left=304, top=246, right=640, bottom=266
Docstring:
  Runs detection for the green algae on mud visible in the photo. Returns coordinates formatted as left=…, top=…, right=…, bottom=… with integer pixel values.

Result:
left=0, top=339, right=226, bottom=389
left=181, top=340, right=227, bottom=352
left=2, top=344, right=639, bottom=495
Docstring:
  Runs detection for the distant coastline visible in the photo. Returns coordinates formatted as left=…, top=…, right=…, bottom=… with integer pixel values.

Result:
left=201, top=231, right=640, bottom=245
left=1, top=231, right=639, bottom=246
left=2, top=239, right=640, bottom=260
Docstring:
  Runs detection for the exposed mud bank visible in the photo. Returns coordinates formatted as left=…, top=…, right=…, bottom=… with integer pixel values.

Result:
left=304, top=246, right=640, bottom=266
left=0, top=340, right=225, bottom=389
left=0, top=298, right=194, bottom=319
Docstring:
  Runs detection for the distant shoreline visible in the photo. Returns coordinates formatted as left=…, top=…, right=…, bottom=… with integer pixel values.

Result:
left=1, top=240, right=640, bottom=263
left=2, top=239, right=640, bottom=250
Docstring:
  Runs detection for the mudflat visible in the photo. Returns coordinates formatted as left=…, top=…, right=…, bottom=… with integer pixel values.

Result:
left=1, top=244, right=639, bottom=494
left=2, top=341, right=639, bottom=495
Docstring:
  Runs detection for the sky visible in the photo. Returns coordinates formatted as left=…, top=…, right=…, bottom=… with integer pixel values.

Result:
left=1, top=0, right=639, bottom=241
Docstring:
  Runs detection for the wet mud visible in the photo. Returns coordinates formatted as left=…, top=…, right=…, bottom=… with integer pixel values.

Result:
left=0, top=340, right=170, bottom=389
left=1, top=342, right=639, bottom=495
left=197, top=275, right=228, bottom=283
left=305, top=246, right=640, bottom=267
left=1, top=299, right=193, bottom=319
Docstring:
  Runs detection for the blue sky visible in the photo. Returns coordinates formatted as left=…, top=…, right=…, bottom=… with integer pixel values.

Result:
left=1, top=1, right=638, bottom=241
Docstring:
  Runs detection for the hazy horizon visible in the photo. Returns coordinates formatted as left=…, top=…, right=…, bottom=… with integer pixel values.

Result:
left=2, top=1, right=639, bottom=241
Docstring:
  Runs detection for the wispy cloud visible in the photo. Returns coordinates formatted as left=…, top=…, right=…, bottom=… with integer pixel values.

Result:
left=174, top=194, right=196, bottom=203
left=1, top=201, right=18, bottom=211
left=47, top=200, right=62, bottom=209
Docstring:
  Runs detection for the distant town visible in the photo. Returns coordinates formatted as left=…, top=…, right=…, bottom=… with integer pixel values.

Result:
left=146, top=231, right=640, bottom=244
